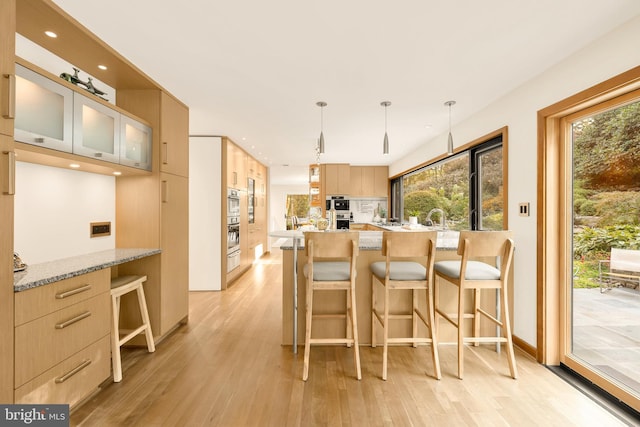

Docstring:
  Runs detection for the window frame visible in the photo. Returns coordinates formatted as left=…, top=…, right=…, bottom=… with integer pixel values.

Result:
left=390, top=128, right=508, bottom=231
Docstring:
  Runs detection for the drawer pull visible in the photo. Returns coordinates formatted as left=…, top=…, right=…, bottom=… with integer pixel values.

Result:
left=2, top=73, right=15, bottom=119
left=55, top=284, right=92, bottom=299
left=55, top=311, right=91, bottom=329
left=55, top=359, right=92, bottom=383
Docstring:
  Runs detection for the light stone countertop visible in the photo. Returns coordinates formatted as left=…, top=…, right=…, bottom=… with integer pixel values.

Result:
left=13, top=248, right=162, bottom=292
left=276, top=229, right=459, bottom=251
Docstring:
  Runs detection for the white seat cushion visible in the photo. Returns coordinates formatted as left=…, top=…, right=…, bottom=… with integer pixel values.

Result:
left=370, top=261, right=426, bottom=281
left=304, top=261, right=352, bottom=281
left=434, top=260, right=501, bottom=280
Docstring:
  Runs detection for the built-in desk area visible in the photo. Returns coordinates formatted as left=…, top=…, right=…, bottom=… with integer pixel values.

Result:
left=277, top=230, right=513, bottom=348
left=12, top=248, right=161, bottom=407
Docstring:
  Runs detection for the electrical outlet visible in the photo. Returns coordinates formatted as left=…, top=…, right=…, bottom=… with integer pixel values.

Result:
left=90, top=221, right=111, bottom=237
left=518, top=203, right=530, bottom=217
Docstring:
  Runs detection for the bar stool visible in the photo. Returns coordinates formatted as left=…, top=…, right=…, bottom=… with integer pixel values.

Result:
left=433, top=230, right=517, bottom=379
left=370, top=231, right=441, bottom=380
left=302, top=231, right=360, bottom=381
left=110, top=275, right=155, bottom=382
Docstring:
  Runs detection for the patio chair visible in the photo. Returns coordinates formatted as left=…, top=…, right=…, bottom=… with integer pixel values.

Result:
left=599, top=248, right=640, bottom=293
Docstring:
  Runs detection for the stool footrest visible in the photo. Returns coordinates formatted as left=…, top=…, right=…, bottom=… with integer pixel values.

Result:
left=118, top=325, right=149, bottom=346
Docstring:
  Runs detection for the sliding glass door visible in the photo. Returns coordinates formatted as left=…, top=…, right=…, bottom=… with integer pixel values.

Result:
left=564, top=93, right=640, bottom=406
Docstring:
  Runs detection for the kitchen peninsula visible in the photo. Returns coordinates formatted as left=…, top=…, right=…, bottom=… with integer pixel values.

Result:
left=279, top=228, right=487, bottom=347
left=278, top=228, right=515, bottom=348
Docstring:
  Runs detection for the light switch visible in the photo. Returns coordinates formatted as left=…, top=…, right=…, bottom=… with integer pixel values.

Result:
left=518, top=203, right=530, bottom=217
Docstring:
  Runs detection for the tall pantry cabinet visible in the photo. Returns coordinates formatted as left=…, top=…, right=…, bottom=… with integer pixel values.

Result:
left=0, top=0, right=15, bottom=404
left=115, top=90, right=189, bottom=338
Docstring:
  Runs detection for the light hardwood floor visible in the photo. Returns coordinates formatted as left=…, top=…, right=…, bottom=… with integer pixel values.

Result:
left=71, top=252, right=627, bottom=426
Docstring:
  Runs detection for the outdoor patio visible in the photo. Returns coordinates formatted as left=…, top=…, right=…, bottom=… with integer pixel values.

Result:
left=573, top=286, right=640, bottom=393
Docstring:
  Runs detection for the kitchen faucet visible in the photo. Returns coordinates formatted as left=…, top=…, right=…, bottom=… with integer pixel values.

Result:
left=426, top=208, right=447, bottom=229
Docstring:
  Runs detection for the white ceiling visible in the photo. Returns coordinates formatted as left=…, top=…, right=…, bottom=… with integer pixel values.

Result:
left=49, top=0, right=640, bottom=184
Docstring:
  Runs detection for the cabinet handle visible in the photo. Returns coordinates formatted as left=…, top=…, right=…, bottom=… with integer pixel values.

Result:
left=55, top=359, right=91, bottom=383
left=55, top=284, right=92, bottom=299
left=162, top=142, right=168, bottom=165
left=2, top=151, right=15, bottom=195
left=233, top=171, right=237, bottom=186
left=2, top=74, right=15, bottom=119
left=55, top=311, right=91, bottom=329
left=161, top=180, right=168, bottom=203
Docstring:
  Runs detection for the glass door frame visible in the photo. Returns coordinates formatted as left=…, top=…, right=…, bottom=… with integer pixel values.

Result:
left=538, top=66, right=640, bottom=411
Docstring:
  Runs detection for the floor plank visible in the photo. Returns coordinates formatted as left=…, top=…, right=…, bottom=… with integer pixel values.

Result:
left=71, top=252, right=628, bottom=426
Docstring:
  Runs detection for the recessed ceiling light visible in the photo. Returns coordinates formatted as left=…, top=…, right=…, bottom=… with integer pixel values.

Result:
left=113, top=171, right=122, bottom=176
left=44, top=31, right=57, bottom=38
left=69, top=163, right=80, bottom=168
left=98, top=64, right=107, bottom=70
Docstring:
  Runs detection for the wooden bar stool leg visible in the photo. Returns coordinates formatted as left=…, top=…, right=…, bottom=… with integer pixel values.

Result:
left=136, top=284, right=155, bottom=353
left=382, top=285, right=390, bottom=381
left=111, top=293, right=123, bottom=383
left=412, top=289, right=418, bottom=348
left=346, top=291, right=352, bottom=348
left=371, top=277, right=377, bottom=348
left=303, top=281, right=314, bottom=381
left=501, top=282, right=518, bottom=379
left=427, top=283, right=441, bottom=380
left=457, top=285, right=465, bottom=380
left=349, top=286, right=361, bottom=380
left=473, top=289, right=481, bottom=347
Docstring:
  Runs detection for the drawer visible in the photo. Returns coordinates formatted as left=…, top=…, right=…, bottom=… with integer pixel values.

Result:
left=15, top=293, right=110, bottom=387
left=15, top=269, right=110, bottom=326
left=15, top=335, right=110, bottom=408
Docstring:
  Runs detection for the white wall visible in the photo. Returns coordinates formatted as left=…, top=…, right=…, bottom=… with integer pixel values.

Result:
left=269, top=181, right=309, bottom=249
left=390, top=15, right=640, bottom=346
left=14, top=162, right=115, bottom=264
left=189, top=136, right=222, bottom=291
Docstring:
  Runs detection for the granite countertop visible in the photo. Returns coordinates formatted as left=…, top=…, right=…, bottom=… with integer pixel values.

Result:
left=14, top=248, right=162, bottom=292
left=277, top=229, right=459, bottom=251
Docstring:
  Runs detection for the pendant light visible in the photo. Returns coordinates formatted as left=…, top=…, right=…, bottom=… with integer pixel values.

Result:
left=445, top=100, right=456, bottom=155
left=381, top=101, right=391, bottom=155
left=316, top=101, right=327, bottom=154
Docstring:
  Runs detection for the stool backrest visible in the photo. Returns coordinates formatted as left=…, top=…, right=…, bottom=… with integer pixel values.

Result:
left=304, top=231, right=360, bottom=259
left=457, top=230, right=514, bottom=274
left=382, top=231, right=437, bottom=259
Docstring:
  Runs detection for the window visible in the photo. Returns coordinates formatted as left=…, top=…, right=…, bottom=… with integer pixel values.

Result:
left=391, top=133, right=504, bottom=231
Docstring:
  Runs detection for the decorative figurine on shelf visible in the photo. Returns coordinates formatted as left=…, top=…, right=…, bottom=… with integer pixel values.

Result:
left=60, top=67, right=109, bottom=101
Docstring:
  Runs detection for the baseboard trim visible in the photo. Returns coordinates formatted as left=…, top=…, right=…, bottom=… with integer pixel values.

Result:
left=512, top=334, right=536, bottom=358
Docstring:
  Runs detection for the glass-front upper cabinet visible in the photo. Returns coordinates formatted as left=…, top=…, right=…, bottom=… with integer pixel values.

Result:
left=72, top=92, right=120, bottom=163
left=120, top=114, right=152, bottom=170
left=14, top=64, right=73, bottom=152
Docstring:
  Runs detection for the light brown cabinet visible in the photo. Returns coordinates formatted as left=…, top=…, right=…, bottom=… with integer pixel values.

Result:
left=323, top=163, right=350, bottom=196
left=223, top=138, right=268, bottom=287
left=14, top=269, right=110, bottom=407
left=160, top=92, right=189, bottom=177
left=116, top=89, right=190, bottom=339
left=160, top=172, right=189, bottom=332
left=0, top=0, right=15, bottom=404
left=350, top=166, right=388, bottom=197
left=226, top=139, right=247, bottom=191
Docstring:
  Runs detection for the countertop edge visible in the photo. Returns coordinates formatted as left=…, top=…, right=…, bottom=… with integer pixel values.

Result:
left=14, top=248, right=162, bottom=292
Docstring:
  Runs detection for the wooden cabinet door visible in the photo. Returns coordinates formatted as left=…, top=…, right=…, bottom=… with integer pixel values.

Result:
left=160, top=92, right=189, bottom=177
left=350, top=166, right=363, bottom=196
left=374, top=166, right=389, bottom=197
left=324, top=164, right=350, bottom=195
left=226, top=140, right=247, bottom=191
left=0, top=0, right=14, bottom=138
left=0, top=134, right=14, bottom=403
left=361, top=167, right=375, bottom=196
left=160, top=173, right=189, bottom=334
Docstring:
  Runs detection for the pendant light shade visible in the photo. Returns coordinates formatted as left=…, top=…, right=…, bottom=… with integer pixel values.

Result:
left=445, top=100, right=456, bottom=155
left=316, top=101, right=327, bottom=154
left=381, top=101, right=391, bottom=155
